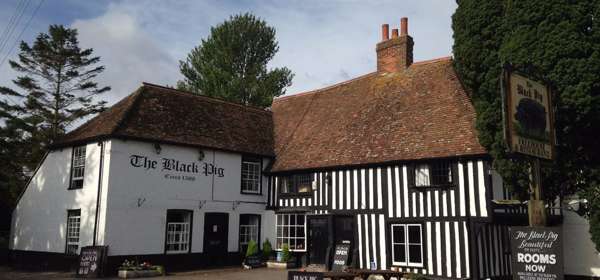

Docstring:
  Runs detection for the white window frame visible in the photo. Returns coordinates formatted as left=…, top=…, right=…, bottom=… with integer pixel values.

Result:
left=275, top=214, right=306, bottom=252
left=69, top=145, right=86, bottom=189
left=391, top=224, right=424, bottom=267
left=165, top=211, right=191, bottom=254
left=66, top=210, right=81, bottom=255
left=241, top=158, right=261, bottom=194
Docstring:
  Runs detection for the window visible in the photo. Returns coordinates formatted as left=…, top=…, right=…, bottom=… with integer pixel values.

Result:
left=239, top=214, right=260, bottom=253
left=278, top=174, right=313, bottom=195
left=414, top=161, right=454, bottom=187
left=391, top=224, right=423, bottom=267
left=66, top=209, right=81, bottom=255
left=276, top=214, right=306, bottom=251
left=241, top=157, right=261, bottom=194
left=69, top=145, right=86, bottom=189
left=165, top=210, right=192, bottom=254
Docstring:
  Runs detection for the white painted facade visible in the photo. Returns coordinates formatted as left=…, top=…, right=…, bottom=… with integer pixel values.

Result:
left=10, top=138, right=276, bottom=257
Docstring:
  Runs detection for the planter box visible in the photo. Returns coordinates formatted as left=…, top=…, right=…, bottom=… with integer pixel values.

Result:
left=266, top=260, right=296, bottom=269
left=118, top=269, right=162, bottom=278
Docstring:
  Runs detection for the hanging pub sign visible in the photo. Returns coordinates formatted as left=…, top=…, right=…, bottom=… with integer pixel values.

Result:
left=501, top=67, right=555, bottom=160
left=509, top=227, right=563, bottom=280
left=76, top=246, right=108, bottom=278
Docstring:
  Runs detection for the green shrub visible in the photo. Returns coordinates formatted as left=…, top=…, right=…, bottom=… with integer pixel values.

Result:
left=246, top=240, right=259, bottom=257
left=262, top=239, right=272, bottom=260
left=281, top=243, right=291, bottom=262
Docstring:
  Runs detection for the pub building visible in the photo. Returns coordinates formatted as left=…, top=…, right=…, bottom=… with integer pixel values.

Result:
left=8, top=18, right=567, bottom=279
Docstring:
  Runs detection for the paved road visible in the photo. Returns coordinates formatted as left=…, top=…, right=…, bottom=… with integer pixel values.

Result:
left=0, top=266, right=288, bottom=280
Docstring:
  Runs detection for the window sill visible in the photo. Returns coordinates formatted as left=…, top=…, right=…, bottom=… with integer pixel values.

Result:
left=391, top=263, right=424, bottom=268
left=67, top=187, right=83, bottom=190
left=412, top=184, right=456, bottom=190
left=278, top=192, right=313, bottom=198
left=241, top=191, right=262, bottom=196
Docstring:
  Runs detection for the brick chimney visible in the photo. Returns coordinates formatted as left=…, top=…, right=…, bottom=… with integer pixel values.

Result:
left=376, top=17, right=414, bottom=73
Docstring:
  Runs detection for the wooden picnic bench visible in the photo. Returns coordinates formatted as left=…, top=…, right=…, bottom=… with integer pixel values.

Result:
left=321, top=271, right=357, bottom=280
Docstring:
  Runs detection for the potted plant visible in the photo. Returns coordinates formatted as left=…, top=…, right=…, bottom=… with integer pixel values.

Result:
left=262, top=239, right=273, bottom=261
left=266, top=243, right=296, bottom=269
left=117, top=259, right=164, bottom=278
left=242, top=240, right=263, bottom=269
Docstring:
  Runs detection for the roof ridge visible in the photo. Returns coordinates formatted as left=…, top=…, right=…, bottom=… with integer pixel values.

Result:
left=110, top=87, right=145, bottom=135
left=274, top=72, right=378, bottom=102
left=141, top=82, right=272, bottom=114
left=410, top=56, right=452, bottom=66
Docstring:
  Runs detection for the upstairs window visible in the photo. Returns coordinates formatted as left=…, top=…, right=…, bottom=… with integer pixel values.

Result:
left=414, top=161, right=454, bottom=187
left=391, top=224, right=423, bottom=267
left=279, top=174, right=313, bottom=195
left=66, top=209, right=81, bottom=255
left=69, top=145, right=86, bottom=189
left=241, top=156, right=261, bottom=194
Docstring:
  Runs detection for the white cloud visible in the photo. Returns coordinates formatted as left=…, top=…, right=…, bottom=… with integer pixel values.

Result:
left=71, top=4, right=180, bottom=104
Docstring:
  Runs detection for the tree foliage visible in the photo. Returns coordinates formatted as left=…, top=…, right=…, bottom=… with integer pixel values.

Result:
left=453, top=0, right=600, bottom=248
left=0, top=25, right=109, bottom=230
left=178, top=13, right=293, bottom=108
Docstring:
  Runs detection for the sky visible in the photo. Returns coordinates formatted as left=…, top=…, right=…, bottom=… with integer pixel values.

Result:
left=0, top=0, right=458, bottom=107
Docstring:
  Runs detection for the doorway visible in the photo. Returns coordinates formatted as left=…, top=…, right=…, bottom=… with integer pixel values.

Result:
left=308, top=216, right=330, bottom=265
left=203, top=212, right=229, bottom=266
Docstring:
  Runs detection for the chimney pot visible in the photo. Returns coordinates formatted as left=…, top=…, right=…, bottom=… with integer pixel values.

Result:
left=391, top=29, right=399, bottom=39
left=381, top=24, right=389, bottom=41
left=400, top=17, right=408, bottom=36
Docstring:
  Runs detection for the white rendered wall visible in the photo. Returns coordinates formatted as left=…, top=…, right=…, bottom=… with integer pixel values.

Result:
left=9, top=142, right=105, bottom=254
left=102, top=139, right=269, bottom=256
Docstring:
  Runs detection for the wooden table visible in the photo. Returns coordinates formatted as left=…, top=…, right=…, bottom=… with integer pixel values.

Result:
left=321, top=271, right=357, bottom=280
left=348, top=269, right=405, bottom=280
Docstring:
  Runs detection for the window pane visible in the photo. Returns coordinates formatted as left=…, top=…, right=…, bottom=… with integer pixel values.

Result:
left=393, top=244, right=406, bottom=263
left=431, top=161, right=453, bottom=185
left=296, top=174, right=312, bottom=193
left=409, top=245, right=422, bottom=264
left=415, top=165, right=430, bottom=186
left=408, top=225, right=421, bottom=244
left=393, top=226, right=405, bottom=243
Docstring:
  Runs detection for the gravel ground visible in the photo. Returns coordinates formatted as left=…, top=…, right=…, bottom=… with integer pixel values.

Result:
left=0, top=266, right=289, bottom=280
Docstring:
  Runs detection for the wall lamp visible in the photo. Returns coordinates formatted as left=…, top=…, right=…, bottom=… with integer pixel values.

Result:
left=154, top=143, right=162, bottom=154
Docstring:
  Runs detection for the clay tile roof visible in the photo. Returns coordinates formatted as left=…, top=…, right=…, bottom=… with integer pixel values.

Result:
left=53, top=83, right=275, bottom=157
left=270, top=57, right=487, bottom=172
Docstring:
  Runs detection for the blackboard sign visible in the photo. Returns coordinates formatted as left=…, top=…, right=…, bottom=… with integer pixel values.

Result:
left=510, top=227, right=563, bottom=280
left=288, top=271, right=323, bottom=280
left=244, top=255, right=262, bottom=268
left=331, top=243, right=351, bottom=272
left=77, top=246, right=108, bottom=278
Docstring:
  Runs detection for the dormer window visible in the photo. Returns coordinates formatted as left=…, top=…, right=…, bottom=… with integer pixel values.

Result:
left=414, top=161, right=454, bottom=187
left=69, top=145, right=86, bottom=189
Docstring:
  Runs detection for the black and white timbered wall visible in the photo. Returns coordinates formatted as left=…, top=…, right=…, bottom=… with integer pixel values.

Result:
left=267, top=159, right=505, bottom=279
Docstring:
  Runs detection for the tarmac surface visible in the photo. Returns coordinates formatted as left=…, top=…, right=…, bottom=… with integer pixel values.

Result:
left=0, top=266, right=289, bottom=280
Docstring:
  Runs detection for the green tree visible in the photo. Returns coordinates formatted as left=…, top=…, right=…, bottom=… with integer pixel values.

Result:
left=0, top=24, right=110, bottom=168
left=453, top=0, right=600, bottom=247
left=0, top=25, right=110, bottom=231
left=178, top=13, right=293, bottom=108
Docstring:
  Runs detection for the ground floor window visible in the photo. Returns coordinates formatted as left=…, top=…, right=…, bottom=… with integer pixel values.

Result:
left=66, top=209, right=81, bottom=255
left=165, top=210, right=192, bottom=254
left=239, top=214, right=260, bottom=253
left=391, top=224, right=423, bottom=267
left=276, top=213, right=306, bottom=251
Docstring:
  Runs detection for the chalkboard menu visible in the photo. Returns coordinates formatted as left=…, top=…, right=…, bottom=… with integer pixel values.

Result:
left=288, top=271, right=323, bottom=280
left=77, top=246, right=108, bottom=278
left=510, top=227, right=563, bottom=280
left=331, top=243, right=351, bottom=272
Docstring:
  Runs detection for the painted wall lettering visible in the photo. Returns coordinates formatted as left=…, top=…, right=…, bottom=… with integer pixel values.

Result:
left=129, top=154, right=225, bottom=178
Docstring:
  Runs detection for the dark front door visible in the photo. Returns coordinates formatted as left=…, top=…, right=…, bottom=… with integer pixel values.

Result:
left=308, top=216, right=330, bottom=265
left=203, top=213, right=229, bottom=266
